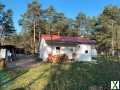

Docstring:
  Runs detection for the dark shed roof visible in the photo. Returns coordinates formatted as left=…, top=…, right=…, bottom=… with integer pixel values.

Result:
left=0, top=45, right=16, bottom=49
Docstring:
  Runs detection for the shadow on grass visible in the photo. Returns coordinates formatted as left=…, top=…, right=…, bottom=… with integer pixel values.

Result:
left=44, top=59, right=120, bottom=90
left=0, top=69, right=28, bottom=87
left=25, top=68, right=49, bottom=89
left=9, top=63, right=51, bottom=90
left=12, top=87, right=26, bottom=90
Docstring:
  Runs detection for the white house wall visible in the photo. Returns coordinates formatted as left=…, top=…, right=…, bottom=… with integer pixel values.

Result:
left=50, top=46, right=74, bottom=56
left=75, top=44, right=92, bottom=61
left=39, top=39, right=51, bottom=61
left=39, top=39, right=96, bottom=61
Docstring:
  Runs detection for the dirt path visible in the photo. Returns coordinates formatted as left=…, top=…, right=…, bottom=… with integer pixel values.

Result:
left=7, top=54, right=37, bottom=69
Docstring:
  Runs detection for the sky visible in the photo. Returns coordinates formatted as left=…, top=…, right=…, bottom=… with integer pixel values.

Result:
left=1, top=0, right=120, bottom=33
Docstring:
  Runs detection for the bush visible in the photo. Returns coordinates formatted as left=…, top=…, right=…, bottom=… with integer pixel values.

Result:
left=35, top=57, right=43, bottom=62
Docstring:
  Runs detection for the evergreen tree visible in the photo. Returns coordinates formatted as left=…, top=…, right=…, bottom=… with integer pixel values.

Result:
left=0, top=3, right=16, bottom=45
left=19, top=1, right=42, bottom=53
left=93, top=5, right=120, bottom=54
left=3, top=9, right=15, bottom=36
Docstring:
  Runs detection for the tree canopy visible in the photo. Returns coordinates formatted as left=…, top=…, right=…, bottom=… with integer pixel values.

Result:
left=1, top=1, right=120, bottom=54
left=18, top=1, right=120, bottom=54
left=0, top=3, right=16, bottom=45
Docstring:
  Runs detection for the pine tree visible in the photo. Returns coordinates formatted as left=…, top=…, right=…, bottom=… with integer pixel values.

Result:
left=0, top=3, right=15, bottom=45
left=3, top=9, right=15, bottom=36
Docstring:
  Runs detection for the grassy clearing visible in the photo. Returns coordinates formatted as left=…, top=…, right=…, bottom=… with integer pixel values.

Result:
left=0, top=63, right=51, bottom=90
left=0, top=59, right=120, bottom=90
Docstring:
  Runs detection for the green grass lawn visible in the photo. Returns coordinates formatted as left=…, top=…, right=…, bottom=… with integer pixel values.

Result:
left=0, top=59, right=120, bottom=90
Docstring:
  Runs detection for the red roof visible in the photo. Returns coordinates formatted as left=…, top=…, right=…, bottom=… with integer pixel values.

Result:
left=40, top=35, right=96, bottom=44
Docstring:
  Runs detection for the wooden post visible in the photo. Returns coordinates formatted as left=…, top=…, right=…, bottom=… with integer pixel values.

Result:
left=0, top=59, right=6, bottom=69
left=33, top=21, right=36, bottom=54
left=115, top=25, right=119, bottom=58
left=112, top=22, right=114, bottom=56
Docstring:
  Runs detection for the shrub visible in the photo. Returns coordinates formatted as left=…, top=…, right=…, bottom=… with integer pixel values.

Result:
left=35, top=57, right=43, bottom=62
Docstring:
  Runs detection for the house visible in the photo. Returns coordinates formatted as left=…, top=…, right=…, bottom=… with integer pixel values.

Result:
left=39, top=35, right=97, bottom=62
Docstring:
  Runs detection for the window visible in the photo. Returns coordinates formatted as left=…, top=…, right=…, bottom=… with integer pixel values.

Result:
left=85, top=50, right=88, bottom=54
left=56, top=47, right=60, bottom=54
left=56, top=47, right=60, bottom=50
left=78, top=46, right=80, bottom=48
left=70, top=48, right=73, bottom=52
